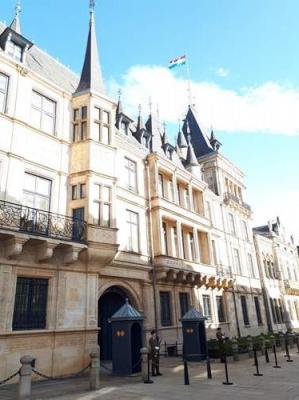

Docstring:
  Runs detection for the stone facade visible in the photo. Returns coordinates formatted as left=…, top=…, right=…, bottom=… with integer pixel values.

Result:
left=0, top=4, right=298, bottom=382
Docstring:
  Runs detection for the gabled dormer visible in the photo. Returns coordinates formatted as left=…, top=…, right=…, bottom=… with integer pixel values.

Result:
left=0, top=4, right=33, bottom=63
left=133, top=105, right=152, bottom=149
left=115, top=93, right=134, bottom=136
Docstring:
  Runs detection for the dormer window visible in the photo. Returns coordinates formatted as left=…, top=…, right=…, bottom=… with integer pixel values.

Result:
left=6, top=40, right=23, bottom=62
left=121, top=121, right=128, bottom=135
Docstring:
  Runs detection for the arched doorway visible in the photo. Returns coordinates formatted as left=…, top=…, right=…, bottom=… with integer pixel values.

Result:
left=98, top=286, right=129, bottom=360
left=131, top=323, right=142, bottom=373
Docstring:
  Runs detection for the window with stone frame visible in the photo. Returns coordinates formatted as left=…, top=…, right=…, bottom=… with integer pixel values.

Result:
left=124, top=157, right=137, bottom=192
left=31, top=91, right=56, bottom=135
left=0, top=72, right=9, bottom=113
left=179, top=292, right=190, bottom=318
left=242, top=220, right=249, bottom=241
left=216, top=295, right=226, bottom=323
left=270, top=298, right=277, bottom=323
left=160, top=291, right=172, bottom=326
left=13, top=277, right=48, bottom=331
left=95, top=107, right=110, bottom=145
left=95, top=185, right=112, bottom=227
left=6, top=40, right=23, bottom=62
left=202, top=294, right=212, bottom=321
left=254, top=296, right=263, bottom=325
left=72, top=106, right=87, bottom=142
left=240, top=295, right=250, bottom=326
left=247, top=253, right=256, bottom=278
left=233, top=248, right=242, bottom=275
left=125, top=210, right=139, bottom=253
left=162, top=221, right=169, bottom=255
left=228, top=213, right=236, bottom=235
left=23, top=173, right=51, bottom=212
left=158, top=173, right=164, bottom=197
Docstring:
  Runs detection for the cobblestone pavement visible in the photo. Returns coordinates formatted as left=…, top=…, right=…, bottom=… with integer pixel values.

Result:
left=1, top=351, right=299, bottom=400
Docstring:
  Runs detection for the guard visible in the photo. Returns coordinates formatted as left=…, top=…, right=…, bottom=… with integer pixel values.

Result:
left=149, top=330, right=162, bottom=376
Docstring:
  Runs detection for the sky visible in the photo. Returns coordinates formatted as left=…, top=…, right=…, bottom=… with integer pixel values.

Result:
left=2, top=0, right=299, bottom=241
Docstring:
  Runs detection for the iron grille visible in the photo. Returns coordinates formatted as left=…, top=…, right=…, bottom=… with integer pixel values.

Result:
left=13, top=277, right=48, bottom=331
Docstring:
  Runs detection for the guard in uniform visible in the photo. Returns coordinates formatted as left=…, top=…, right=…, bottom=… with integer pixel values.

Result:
left=149, top=330, right=162, bottom=376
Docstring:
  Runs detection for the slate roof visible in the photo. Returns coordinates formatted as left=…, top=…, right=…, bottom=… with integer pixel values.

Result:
left=110, top=299, right=144, bottom=321
left=0, top=22, right=79, bottom=94
left=183, top=106, right=214, bottom=158
left=180, top=308, right=206, bottom=321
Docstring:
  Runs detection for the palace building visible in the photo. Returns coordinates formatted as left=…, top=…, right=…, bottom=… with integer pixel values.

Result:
left=0, top=3, right=297, bottom=380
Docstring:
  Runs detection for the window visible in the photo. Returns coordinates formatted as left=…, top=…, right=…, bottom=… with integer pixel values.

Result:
left=176, top=183, right=181, bottom=205
left=242, top=220, right=249, bottom=241
left=125, top=158, right=137, bottom=192
left=23, top=173, right=51, bottom=211
left=95, top=107, right=110, bottom=144
left=158, top=174, right=164, bottom=197
left=162, top=222, right=168, bottom=255
left=295, top=301, right=299, bottom=320
left=96, top=186, right=112, bottom=227
left=254, top=296, right=263, bottom=325
left=188, top=232, right=195, bottom=261
left=184, top=187, right=190, bottom=208
left=7, top=41, right=22, bottom=62
left=247, top=253, right=255, bottom=277
left=121, top=121, right=128, bottom=135
left=288, top=300, right=295, bottom=320
left=168, top=179, right=175, bottom=202
left=72, top=183, right=86, bottom=200
left=126, top=210, right=139, bottom=252
left=202, top=295, right=212, bottom=320
left=233, top=248, right=242, bottom=275
left=270, top=298, right=277, bottom=323
left=13, top=277, right=48, bottom=330
left=206, top=201, right=213, bottom=223
left=0, top=72, right=9, bottom=113
left=160, top=291, right=172, bottom=326
left=31, top=91, right=56, bottom=135
left=179, top=293, right=189, bottom=318
left=172, top=226, right=178, bottom=257
left=216, top=296, right=225, bottom=323
left=228, top=213, right=236, bottom=235
left=240, top=296, right=250, bottom=326
left=73, top=106, right=87, bottom=142
left=278, top=299, right=284, bottom=322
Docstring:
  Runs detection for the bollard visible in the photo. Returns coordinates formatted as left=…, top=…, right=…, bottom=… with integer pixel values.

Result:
left=183, top=360, right=190, bottom=385
left=272, top=344, right=281, bottom=369
left=222, top=354, right=233, bottom=385
left=231, top=338, right=239, bottom=362
left=143, top=352, right=153, bottom=384
left=296, top=336, right=299, bottom=354
left=265, top=346, right=270, bottom=363
left=164, top=341, right=167, bottom=357
left=285, top=339, right=293, bottom=363
left=206, top=356, right=212, bottom=379
left=18, top=355, right=34, bottom=400
left=89, top=349, right=100, bottom=390
left=253, top=348, right=263, bottom=376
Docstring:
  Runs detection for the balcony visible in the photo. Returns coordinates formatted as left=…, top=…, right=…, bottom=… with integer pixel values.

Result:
left=284, top=279, right=299, bottom=295
left=0, top=200, right=86, bottom=243
left=223, top=192, right=251, bottom=214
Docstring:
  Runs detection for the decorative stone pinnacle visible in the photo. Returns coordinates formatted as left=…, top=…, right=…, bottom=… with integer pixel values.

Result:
left=16, top=1, right=21, bottom=16
left=89, top=0, right=95, bottom=13
left=138, top=104, right=142, bottom=116
left=117, top=88, right=122, bottom=100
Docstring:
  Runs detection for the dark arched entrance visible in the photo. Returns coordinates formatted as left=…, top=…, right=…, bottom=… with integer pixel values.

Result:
left=131, top=323, right=142, bottom=373
left=98, top=286, right=129, bottom=360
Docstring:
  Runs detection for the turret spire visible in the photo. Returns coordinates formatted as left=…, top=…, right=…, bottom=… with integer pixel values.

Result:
left=74, top=0, right=104, bottom=95
left=10, top=2, right=21, bottom=34
left=177, top=119, right=188, bottom=148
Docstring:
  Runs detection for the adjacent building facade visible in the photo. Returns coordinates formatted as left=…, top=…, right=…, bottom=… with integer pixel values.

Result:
left=0, top=3, right=297, bottom=381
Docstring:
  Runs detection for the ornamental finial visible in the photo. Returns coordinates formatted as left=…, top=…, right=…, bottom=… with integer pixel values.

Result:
left=89, top=0, right=95, bottom=13
left=16, top=1, right=21, bottom=16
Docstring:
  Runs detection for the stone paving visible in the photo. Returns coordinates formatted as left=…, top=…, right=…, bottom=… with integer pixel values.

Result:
left=1, top=351, right=299, bottom=400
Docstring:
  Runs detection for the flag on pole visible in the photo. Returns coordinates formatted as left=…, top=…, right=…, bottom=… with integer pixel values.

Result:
left=168, top=55, right=187, bottom=69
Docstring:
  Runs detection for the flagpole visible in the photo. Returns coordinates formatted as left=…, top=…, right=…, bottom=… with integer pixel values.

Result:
left=185, top=54, right=192, bottom=106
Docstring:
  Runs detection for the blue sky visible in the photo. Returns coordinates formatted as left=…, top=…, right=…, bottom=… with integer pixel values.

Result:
left=2, top=0, right=299, bottom=239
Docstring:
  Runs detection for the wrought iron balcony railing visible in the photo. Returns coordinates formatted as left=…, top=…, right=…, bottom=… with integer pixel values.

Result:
left=223, top=192, right=251, bottom=212
left=0, top=200, right=86, bottom=243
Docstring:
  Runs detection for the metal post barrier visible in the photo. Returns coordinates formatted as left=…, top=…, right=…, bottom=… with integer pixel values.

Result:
left=222, top=354, right=233, bottom=385
left=206, top=356, right=212, bottom=379
left=183, top=360, right=190, bottom=385
left=265, top=346, right=270, bottom=363
left=296, top=336, right=299, bottom=354
left=272, top=344, right=281, bottom=369
left=285, top=339, right=293, bottom=362
left=164, top=341, right=167, bottom=357
left=253, top=348, right=263, bottom=376
left=175, top=341, right=178, bottom=356
left=89, top=350, right=100, bottom=390
left=143, top=353, right=153, bottom=384
left=18, top=355, right=34, bottom=400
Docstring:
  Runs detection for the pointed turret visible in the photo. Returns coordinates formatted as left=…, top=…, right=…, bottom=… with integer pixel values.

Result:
left=177, top=128, right=188, bottom=149
left=162, top=122, right=169, bottom=145
left=209, top=129, right=222, bottom=151
left=185, top=124, right=199, bottom=167
left=136, top=104, right=146, bottom=132
left=74, top=0, right=104, bottom=95
left=10, top=2, right=21, bottom=34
